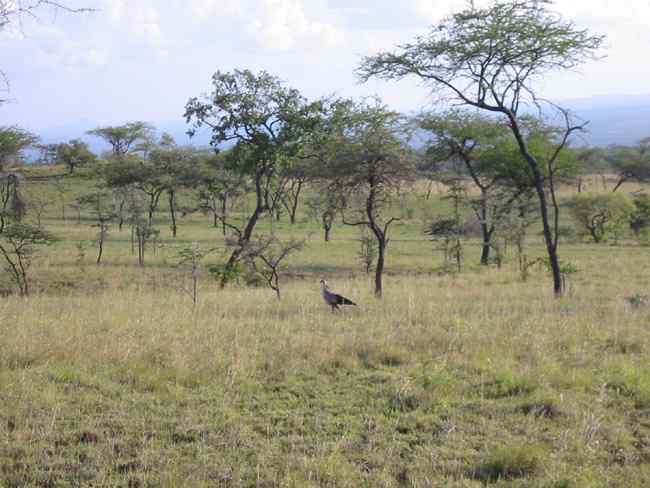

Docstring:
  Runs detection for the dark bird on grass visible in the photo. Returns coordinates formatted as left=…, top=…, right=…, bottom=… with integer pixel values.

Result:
left=320, top=279, right=357, bottom=311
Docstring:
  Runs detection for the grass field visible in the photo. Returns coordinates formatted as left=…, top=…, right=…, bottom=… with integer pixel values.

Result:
left=1, top=167, right=650, bottom=486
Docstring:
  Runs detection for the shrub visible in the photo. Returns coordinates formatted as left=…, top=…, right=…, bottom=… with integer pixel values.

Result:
left=630, top=194, right=650, bottom=236
left=472, top=444, right=543, bottom=482
left=567, top=192, right=635, bottom=243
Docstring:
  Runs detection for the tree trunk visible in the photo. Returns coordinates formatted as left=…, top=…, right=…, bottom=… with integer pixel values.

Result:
left=221, top=197, right=227, bottom=235
left=425, top=180, right=433, bottom=200
left=534, top=178, right=562, bottom=295
left=168, top=190, right=177, bottom=238
left=324, top=224, right=331, bottom=242
left=220, top=204, right=264, bottom=288
left=509, top=113, right=562, bottom=296
left=288, top=180, right=303, bottom=224
left=612, top=177, right=625, bottom=192
left=97, top=238, right=103, bottom=264
left=118, top=200, right=125, bottom=231
left=480, top=237, right=490, bottom=265
left=374, top=238, right=386, bottom=297
left=148, top=191, right=161, bottom=226
left=137, top=231, right=145, bottom=266
left=479, top=189, right=490, bottom=265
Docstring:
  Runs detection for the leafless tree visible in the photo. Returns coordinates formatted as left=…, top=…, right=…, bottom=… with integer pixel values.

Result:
left=239, top=235, right=304, bottom=300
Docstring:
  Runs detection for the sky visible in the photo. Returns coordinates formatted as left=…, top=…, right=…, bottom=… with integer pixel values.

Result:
left=2, top=0, right=650, bottom=136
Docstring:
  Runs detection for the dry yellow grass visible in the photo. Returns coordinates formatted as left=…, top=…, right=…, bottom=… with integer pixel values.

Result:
left=3, top=168, right=650, bottom=485
left=2, top=255, right=650, bottom=486
left=2, top=258, right=648, bottom=388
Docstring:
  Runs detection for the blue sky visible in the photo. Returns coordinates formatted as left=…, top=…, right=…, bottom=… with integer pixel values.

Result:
left=2, top=0, right=650, bottom=134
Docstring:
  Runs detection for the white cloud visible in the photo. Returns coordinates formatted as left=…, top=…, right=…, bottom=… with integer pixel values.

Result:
left=104, top=0, right=168, bottom=54
left=244, top=0, right=344, bottom=51
left=182, top=0, right=243, bottom=19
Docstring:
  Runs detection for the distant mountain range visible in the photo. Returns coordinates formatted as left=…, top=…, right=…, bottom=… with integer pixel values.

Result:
left=25, top=94, right=650, bottom=156
left=560, top=94, right=650, bottom=146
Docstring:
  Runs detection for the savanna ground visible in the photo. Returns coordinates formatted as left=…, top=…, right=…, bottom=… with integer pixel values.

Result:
left=1, top=167, right=650, bottom=487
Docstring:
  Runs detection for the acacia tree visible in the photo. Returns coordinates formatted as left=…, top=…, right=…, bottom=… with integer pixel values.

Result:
left=280, top=160, right=310, bottom=224
left=102, top=156, right=164, bottom=225
left=184, top=69, right=322, bottom=287
left=87, top=122, right=155, bottom=157
left=77, top=191, right=115, bottom=263
left=324, top=98, right=414, bottom=297
left=0, top=126, right=38, bottom=171
left=568, top=192, right=635, bottom=243
left=417, top=110, right=531, bottom=264
left=358, top=0, right=604, bottom=296
left=306, top=185, right=340, bottom=242
left=0, top=172, right=25, bottom=233
left=0, top=222, right=55, bottom=296
left=198, top=152, right=248, bottom=234
left=148, top=144, right=201, bottom=237
left=56, top=138, right=96, bottom=174
left=608, top=137, right=650, bottom=192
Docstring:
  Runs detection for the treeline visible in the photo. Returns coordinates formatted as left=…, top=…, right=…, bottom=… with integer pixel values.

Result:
left=2, top=1, right=649, bottom=299
left=2, top=88, right=649, bottom=299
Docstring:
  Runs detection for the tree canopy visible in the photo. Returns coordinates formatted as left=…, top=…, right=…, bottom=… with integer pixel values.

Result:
left=358, top=0, right=603, bottom=116
left=87, top=122, right=155, bottom=157
left=0, top=126, right=38, bottom=171
left=57, top=139, right=96, bottom=174
left=358, top=0, right=604, bottom=296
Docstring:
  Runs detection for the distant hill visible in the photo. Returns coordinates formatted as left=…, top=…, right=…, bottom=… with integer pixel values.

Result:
left=562, top=94, right=650, bottom=146
left=23, top=94, right=650, bottom=157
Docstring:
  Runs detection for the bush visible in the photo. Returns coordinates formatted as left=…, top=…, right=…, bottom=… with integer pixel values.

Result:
left=567, top=192, right=635, bottom=243
left=208, top=261, right=244, bottom=284
left=630, top=194, right=650, bottom=236
left=472, top=445, right=543, bottom=482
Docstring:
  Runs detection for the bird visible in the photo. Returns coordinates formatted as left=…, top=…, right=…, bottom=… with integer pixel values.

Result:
left=320, top=279, right=357, bottom=311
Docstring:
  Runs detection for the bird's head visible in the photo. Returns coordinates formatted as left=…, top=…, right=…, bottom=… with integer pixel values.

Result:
left=319, top=279, right=328, bottom=290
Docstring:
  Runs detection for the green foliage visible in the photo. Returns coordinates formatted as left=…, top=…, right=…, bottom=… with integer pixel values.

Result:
left=541, top=257, right=578, bottom=276
left=607, top=138, right=650, bottom=190
left=630, top=194, right=650, bottom=236
left=358, top=1, right=604, bottom=110
left=417, top=109, right=529, bottom=186
left=185, top=69, right=322, bottom=176
left=0, top=126, right=38, bottom=170
left=56, top=139, right=96, bottom=174
left=472, top=444, right=543, bottom=482
left=604, top=360, right=650, bottom=408
left=208, top=261, right=245, bottom=284
left=625, top=293, right=650, bottom=308
left=322, top=97, right=414, bottom=191
left=0, top=222, right=56, bottom=295
left=87, top=121, right=154, bottom=156
left=359, top=0, right=603, bottom=295
left=568, top=192, right=636, bottom=243
left=357, top=229, right=377, bottom=274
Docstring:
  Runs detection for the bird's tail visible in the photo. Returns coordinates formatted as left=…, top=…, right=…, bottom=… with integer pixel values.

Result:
left=342, top=297, right=356, bottom=306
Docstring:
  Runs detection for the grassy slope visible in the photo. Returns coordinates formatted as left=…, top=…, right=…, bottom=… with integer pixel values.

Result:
left=1, top=167, right=650, bottom=487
